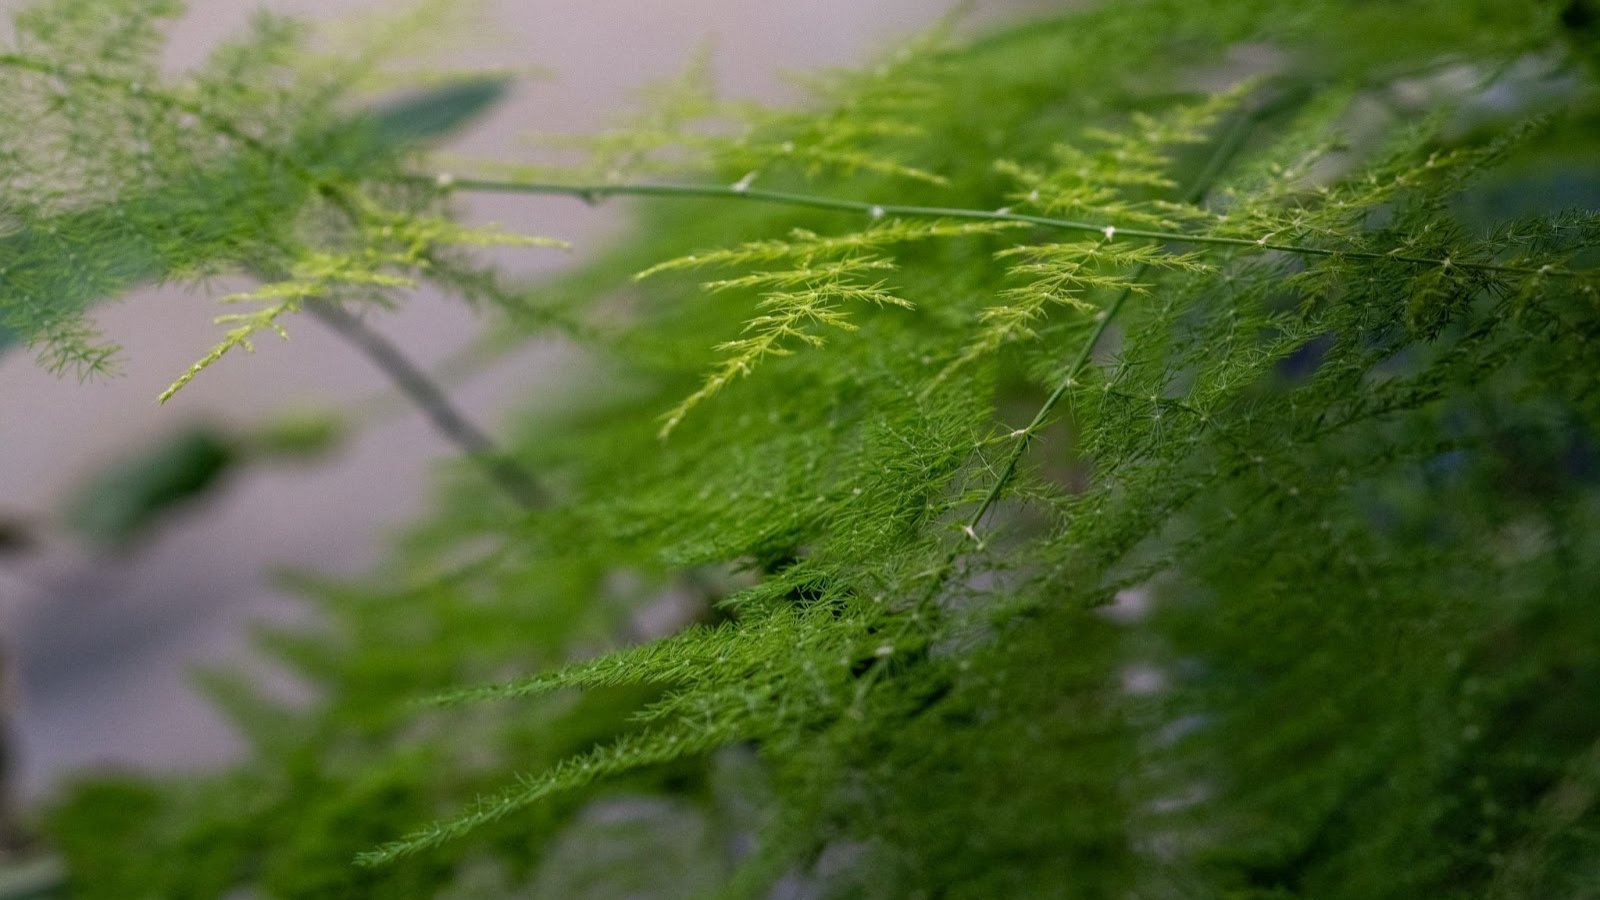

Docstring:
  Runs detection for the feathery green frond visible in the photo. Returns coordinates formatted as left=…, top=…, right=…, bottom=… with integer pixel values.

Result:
left=641, top=219, right=1021, bottom=435
left=31, top=1, right=1600, bottom=898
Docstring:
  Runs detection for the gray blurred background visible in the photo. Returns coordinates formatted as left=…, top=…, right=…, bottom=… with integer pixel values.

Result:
left=0, top=0, right=1041, bottom=802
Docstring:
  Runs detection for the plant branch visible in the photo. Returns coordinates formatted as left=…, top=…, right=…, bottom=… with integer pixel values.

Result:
left=900, top=91, right=1276, bottom=609
left=416, top=177, right=1579, bottom=281
left=307, top=302, right=543, bottom=508
left=957, top=83, right=1275, bottom=539
left=0, top=54, right=553, bottom=507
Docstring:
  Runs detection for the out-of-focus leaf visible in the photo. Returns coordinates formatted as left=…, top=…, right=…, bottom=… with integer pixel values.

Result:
left=0, top=516, right=36, bottom=557
left=366, top=77, right=510, bottom=147
left=244, top=407, right=347, bottom=459
left=65, top=427, right=238, bottom=546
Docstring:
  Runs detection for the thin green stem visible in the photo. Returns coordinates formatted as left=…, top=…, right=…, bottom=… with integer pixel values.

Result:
left=951, top=82, right=1275, bottom=540
left=902, top=93, right=1275, bottom=608
left=418, top=176, right=1577, bottom=281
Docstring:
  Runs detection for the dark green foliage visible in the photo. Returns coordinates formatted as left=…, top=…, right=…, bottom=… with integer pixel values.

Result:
left=64, top=427, right=237, bottom=547
left=62, top=409, right=345, bottom=546
left=19, top=0, right=1600, bottom=897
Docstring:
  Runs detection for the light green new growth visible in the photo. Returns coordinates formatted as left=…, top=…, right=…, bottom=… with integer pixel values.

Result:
left=638, top=218, right=1022, bottom=435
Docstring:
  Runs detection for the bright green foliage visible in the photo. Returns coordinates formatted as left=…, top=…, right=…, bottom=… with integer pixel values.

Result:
left=29, top=0, right=1600, bottom=898
left=638, top=217, right=1020, bottom=435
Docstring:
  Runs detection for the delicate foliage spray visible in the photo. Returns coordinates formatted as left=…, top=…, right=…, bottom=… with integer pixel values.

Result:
left=8, top=0, right=1600, bottom=897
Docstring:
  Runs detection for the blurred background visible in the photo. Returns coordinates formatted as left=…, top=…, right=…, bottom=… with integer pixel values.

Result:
left=0, top=0, right=1042, bottom=803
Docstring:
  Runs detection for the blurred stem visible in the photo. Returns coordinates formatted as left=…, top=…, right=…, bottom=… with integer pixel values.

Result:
left=307, top=302, right=543, bottom=508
